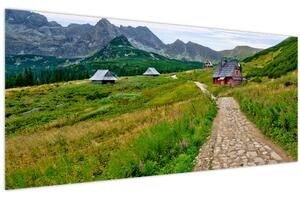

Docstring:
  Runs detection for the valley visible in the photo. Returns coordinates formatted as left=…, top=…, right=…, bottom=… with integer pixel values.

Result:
left=5, top=71, right=217, bottom=188
left=4, top=9, right=298, bottom=190
left=5, top=35, right=203, bottom=88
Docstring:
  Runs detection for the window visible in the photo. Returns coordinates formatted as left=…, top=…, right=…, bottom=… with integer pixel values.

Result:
left=235, top=70, right=239, bottom=75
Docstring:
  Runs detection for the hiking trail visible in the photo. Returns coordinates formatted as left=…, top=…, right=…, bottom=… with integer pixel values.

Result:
left=193, top=82, right=291, bottom=171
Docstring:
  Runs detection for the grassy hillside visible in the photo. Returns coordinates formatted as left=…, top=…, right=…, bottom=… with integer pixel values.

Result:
left=220, top=46, right=262, bottom=59
left=242, top=37, right=298, bottom=79
left=5, top=72, right=217, bottom=189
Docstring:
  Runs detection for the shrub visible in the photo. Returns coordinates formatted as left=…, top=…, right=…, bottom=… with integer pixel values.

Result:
left=251, top=77, right=262, bottom=83
left=86, top=91, right=111, bottom=100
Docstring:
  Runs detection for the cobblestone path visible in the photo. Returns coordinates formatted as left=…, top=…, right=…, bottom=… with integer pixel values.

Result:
left=194, top=97, right=291, bottom=171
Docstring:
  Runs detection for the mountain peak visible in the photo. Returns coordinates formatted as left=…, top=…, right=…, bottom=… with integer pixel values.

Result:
left=48, top=21, right=62, bottom=27
left=186, top=41, right=199, bottom=46
left=174, top=39, right=185, bottom=44
left=136, top=26, right=150, bottom=31
left=96, top=18, right=111, bottom=26
left=109, top=35, right=132, bottom=46
left=234, top=45, right=259, bottom=50
left=5, top=9, right=49, bottom=28
left=235, top=45, right=250, bottom=48
left=220, top=45, right=263, bottom=59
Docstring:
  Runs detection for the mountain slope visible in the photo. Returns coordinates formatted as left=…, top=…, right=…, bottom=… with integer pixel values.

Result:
left=5, top=9, right=221, bottom=62
left=81, top=35, right=203, bottom=76
left=163, top=39, right=222, bottom=62
left=242, top=37, right=297, bottom=78
left=5, top=9, right=165, bottom=58
left=5, top=54, right=79, bottom=77
left=85, top=35, right=166, bottom=61
left=5, top=36, right=204, bottom=88
left=220, top=46, right=262, bottom=59
left=119, top=25, right=165, bottom=50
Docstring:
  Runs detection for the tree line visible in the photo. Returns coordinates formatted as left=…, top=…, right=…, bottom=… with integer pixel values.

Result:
left=5, top=66, right=89, bottom=88
left=6, top=60, right=202, bottom=88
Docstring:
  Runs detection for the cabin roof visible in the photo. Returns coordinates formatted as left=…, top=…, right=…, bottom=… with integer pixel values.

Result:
left=143, top=67, right=160, bottom=75
left=205, top=60, right=213, bottom=66
left=213, top=60, right=240, bottom=78
left=89, top=69, right=117, bottom=81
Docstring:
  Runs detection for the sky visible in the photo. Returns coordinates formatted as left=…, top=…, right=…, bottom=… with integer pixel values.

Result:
left=38, top=11, right=288, bottom=51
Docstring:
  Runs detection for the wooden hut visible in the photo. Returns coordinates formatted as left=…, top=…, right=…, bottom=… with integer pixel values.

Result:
left=89, top=69, right=117, bottom=84
left=143, top=67, right=160, bottom=76
left=213, top=59, right=244, bottom=86
left=204, top=60, right=213, bottom=69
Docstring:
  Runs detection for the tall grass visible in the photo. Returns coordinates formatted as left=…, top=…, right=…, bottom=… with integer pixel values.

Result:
left=225, top=71, right=298, bottom=159
left=5, top=75, right=217, bottom=189
left=100, top=97, right=217, bottom=179
left=5, top=75, right=187, bottom=136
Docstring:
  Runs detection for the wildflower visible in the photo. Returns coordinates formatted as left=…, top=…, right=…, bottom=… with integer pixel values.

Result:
left=180, top=139, right=189, bottom=150
left=139, top=162, right=145, bottom=170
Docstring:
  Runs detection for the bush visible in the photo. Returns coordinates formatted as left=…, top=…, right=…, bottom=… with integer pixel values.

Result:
left=251, top=77, right=262, bottom=83
left=86, top=91, right=111, bottom=100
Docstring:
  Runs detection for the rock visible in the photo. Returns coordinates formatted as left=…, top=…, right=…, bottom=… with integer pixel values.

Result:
left=247, top=162, right=256, bottom=166
left=268, top=160, right=278, bottom=164
left=270, top=152, right=282, bottom=161
left=254, top=157, right=265, bottom=164
left=264, top=145, right=272, bottom=151
left=171, top=75, right=177, bottom=79
left=237, top=149, right=245, bottom=155
left=21, top=108, right=40, bottom=116
left=246, top=151, right=257, bottom=158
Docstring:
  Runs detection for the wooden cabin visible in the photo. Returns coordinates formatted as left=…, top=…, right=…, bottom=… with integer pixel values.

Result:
left=213, top=59, right=244, bottom=86
left=143, top=67, right=160, bottom=76
left=89, top=69, right=117, bottom=84
left=204, top=60, right=213, bottom=69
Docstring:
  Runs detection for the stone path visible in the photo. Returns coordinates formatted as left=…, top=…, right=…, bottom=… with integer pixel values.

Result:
left=194, top=96, right=292, bottom=171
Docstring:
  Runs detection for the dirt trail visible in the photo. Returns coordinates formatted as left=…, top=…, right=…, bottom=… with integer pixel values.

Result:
left=194, top=81, right=217, bottom=100
left=193, top=84, right=292, bottom=171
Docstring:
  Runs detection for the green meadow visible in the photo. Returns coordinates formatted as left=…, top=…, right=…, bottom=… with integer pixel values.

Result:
left=5, top=72, right=217, bottom=189
left=5, top=67, right=298, bottom=189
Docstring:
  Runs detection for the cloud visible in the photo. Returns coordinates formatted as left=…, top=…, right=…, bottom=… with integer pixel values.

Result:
left=38, top=11, right=288, bottom=51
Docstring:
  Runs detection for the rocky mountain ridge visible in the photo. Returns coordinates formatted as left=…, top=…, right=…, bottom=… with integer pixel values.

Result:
left=6, top=9, right=262, bottom=61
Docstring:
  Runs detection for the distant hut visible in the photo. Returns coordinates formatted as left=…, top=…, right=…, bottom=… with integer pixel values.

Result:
left=89, top=69, right=117, bottom=84
left=213, top=59, right=244, bottom=86
left=204, top=60, right=213, bottom=69
left=143, top=67, right=160, bottom=76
